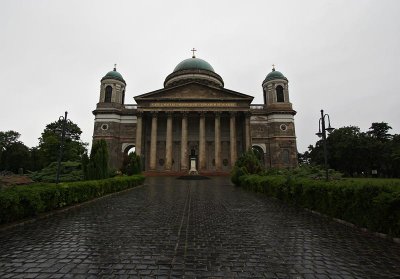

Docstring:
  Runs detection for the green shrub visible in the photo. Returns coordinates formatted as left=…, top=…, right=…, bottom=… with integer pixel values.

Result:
left=231, top=150, right=264, bottom=186
left=239, top=174, right=400, bottom=237
left=124, top=152, right=142, bottom=175
left=0, top=175, right=145, bottom=224
left=29, top=161, right=83, bottom=183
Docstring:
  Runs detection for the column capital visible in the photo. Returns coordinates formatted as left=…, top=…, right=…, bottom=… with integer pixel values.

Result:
left=214, top=111, right=222, bottom=117
left=229, top=111, right=237, bottom=117
left=166, top=111, right=174, bottom=117
left=151, top=111, right=158, bottom=117
left=199, top=111, right=206, bottom=117
left=245, top=111, right=252, bottom=117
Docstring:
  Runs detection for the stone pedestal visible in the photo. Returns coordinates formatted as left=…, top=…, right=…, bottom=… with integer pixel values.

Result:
left=189, top=155, right=198, bottom=175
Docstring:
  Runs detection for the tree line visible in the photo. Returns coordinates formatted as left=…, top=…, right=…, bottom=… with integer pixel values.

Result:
left=0, top=118, right=141, bottom=181
left=0, top=119, right=86, bottom=173
left=299, top=122, right=400, bottom=177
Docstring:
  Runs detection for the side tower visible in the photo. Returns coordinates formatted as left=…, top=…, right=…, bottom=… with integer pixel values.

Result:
left=92, top=66, right=137, bottom=170
left=263, top=66, right=298, bottom=168
left=251, top=66, right=298, bottom=168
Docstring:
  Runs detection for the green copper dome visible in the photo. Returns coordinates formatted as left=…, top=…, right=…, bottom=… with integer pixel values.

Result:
left=164, top=54, right=224, bottom=87
left=174, top=57, right=215, bottom=72
left=102, top=68, right=125, bottom=83
left=263, top=68, right=288, bottom=83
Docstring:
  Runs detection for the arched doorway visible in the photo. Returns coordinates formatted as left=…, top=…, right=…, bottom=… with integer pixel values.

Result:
left=122, top=143, right=136, bottom=155
left=252, top=145, right=265, bottom=165
left=121, top=143, right=136, bottom=172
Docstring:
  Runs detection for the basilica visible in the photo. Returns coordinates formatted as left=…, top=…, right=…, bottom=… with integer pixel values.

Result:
left=92, top=52, right=298, bottom=174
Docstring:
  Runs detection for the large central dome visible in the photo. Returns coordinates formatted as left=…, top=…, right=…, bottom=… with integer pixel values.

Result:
left=173, top=57, right=215, bottom=72
left=164, top=56, right=223, bottom=88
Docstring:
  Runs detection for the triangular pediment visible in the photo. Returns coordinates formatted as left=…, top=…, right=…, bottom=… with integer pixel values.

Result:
left=134, top=82, right=253, bottom=102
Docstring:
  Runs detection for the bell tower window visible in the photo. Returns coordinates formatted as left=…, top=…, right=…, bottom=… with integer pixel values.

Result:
left=122, top=90, right=125, bottom=104
left=105, top=86, right=112, bottom=103
left=276, top=85, right=284, bottom=102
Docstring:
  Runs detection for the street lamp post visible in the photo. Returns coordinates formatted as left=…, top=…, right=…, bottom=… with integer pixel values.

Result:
left=56, top=111, right=69, bottom=184
left=316, top=109, right=335, bottom=181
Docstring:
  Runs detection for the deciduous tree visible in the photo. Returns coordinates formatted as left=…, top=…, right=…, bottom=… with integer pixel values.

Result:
left=307, top=122, right=400, bottom=177
left=0, top=131, right=31, bottom=173
left=38, top=119, right=87, bottom=167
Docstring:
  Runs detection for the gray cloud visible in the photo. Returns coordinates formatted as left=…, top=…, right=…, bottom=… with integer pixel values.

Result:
left=1, top=0, right=399, bottom=152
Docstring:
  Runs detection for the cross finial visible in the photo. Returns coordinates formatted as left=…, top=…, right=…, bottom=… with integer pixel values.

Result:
left=114, top=64, right=117, bottom=71
left=191, top=48, right=197, bottom=58
left=272, top=64, right=275, bottom=71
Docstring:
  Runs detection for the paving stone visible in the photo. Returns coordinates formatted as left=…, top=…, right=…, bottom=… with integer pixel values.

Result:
left=0, top=177, right=400, bottom=278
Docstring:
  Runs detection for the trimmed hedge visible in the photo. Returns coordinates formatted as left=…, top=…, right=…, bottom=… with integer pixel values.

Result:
left=0, top=175, right=145, bottom=224
left=239, top=175, right=400, bottom=237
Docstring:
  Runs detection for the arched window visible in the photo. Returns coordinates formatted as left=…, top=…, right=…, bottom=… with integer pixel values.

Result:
left=276, top=85, right=284, bottom=102
left=122, top=90, right=125, bottom=104
left=105, top=86, right=112, bottom=103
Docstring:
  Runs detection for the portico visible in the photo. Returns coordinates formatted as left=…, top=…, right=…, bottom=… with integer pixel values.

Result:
left=133, top=92, right=253, bottom=173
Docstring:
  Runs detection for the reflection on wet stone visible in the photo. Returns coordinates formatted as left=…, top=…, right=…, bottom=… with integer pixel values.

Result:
left=0, top=177, right=400, bottom=278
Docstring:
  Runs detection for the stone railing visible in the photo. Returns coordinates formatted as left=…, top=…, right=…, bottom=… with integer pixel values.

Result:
left=250, top=104, right=265, bottom=111
left=124, top=104, right=138, bottom=110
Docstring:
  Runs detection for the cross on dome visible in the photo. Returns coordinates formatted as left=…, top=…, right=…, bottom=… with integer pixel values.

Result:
left=191, top=48, right=197, bottom=58
left=114, top=64, right=117, bottom=71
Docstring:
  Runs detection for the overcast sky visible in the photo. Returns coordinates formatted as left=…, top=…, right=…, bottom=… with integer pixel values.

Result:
left=1, top=0, right=399, bottom=152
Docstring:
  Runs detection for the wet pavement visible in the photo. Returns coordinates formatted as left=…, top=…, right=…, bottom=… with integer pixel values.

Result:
left=0, top=176, right=399, bottom=278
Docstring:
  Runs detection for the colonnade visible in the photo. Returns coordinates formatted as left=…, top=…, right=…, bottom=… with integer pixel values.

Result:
left=135, top=111, right=252, bottom=172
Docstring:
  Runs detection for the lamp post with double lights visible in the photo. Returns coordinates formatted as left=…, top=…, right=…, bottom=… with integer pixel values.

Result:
left=316, top=109, right=335, bottom=181
left=56, top=111, right=71, bottom=184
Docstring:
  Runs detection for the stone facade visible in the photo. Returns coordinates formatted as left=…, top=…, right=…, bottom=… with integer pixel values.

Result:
left=92, top=58, right=298, bottom=173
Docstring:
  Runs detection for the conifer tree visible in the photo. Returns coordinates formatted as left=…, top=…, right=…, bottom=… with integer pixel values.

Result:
left=125, top=152, right=142, bottom=175
left=87, top=140, right=109, bottom=180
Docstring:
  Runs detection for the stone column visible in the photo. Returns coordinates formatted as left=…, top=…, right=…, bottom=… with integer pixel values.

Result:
left=165, top=112, right=173, bottom=171
left=230, top=112, right=237, bottom=166
left=180, top=112, right=188, bottom=171
left=135, top=112, right=142, bottom=156
left=245, top=112, right=252, bottom=151
left=149, top=112, right=158, bottom=171
left=214, top=112, right=222, bottom=171
left=199, top=112, right=206, bottom=170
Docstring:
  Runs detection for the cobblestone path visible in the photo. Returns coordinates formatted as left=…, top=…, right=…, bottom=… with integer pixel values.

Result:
left=0, top=177, right=399, bottom=278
